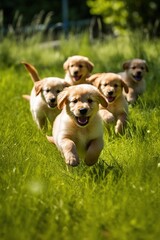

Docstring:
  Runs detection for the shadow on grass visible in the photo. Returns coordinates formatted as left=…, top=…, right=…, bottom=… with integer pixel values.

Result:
left=83, top=158, right=124, bottom=183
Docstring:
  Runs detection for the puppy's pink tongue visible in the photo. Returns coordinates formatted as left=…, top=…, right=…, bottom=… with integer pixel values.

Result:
left=73, top=75, right=81, bottom=81
left=77, top=117, right=89, bottom=126
left=107, top=96, right=115, bottom=102
left=134, top=76, right=142, bottom=81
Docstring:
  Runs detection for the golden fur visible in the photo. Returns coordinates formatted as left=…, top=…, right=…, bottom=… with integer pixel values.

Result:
left=22, top=62, right=68, bottom=131
left=49, top=84, right=108, bottom=166
left=86, top=73, right=129, bottom=134
left=63, top=55, right=94, bottom=85
left=119, top=58, right=149, bottom=104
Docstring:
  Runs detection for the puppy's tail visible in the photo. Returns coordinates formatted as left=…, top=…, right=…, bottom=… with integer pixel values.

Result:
left=22, top=94, right=31, bottom=101
left=46, top=135, right=55, bottom=145
left=21, top=62, right=41, bottom=82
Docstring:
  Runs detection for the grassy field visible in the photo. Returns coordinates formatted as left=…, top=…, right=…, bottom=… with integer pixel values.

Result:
left=0, top=32, right=160, bottom=240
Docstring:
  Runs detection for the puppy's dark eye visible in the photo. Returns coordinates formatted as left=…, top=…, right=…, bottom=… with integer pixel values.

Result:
left=141, top=67, right=144, bottom=70
left=104, top=83, right=108, bottom=86
left=72, top=99, right=78, bottom=103
left=45, top=89, right=50, bottom=93
left=56, top=89, right=61, bottom=94
left=114, top=84, right=118, bottom=88
left=88, top=98, right=93, bottom=103
left=79, top=64, right=83, bottom=68
left=132, top=66, right=136, bottom=70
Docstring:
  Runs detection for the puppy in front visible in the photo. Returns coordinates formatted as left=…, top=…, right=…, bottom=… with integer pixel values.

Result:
left=63, top=55, right=94, bottom=85
left=119, top=58, right=149, bottom=104
left=49, top=84, right=108, bottom=167
left=22, top=62, right=68, bottom=131
left=87, top=73, right=129, bottom=134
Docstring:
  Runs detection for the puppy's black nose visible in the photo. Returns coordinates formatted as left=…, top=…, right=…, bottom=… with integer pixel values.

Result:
left=137, top=71, right=142, bottom=76
left=74, top=71, right=79, bottom=75
left=108, top=91, right=113, bottom=96
left=79, top=108, right=88, bottom=115
left=50, top=98, right=56, bottom=103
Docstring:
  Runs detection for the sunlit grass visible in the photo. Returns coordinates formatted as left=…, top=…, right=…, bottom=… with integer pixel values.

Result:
left=0, top=32, right=160, bottom=240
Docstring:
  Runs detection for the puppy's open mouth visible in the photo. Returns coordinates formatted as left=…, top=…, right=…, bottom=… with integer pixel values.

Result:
left=106, top=96, right=116, bottom=103
left=133, top=75, right=142, bottom=81
left=72, top=75, right=82, bottom=81
left=48, top=102, right=57, bottom=108
left=76, top=116, right=89, bottom=126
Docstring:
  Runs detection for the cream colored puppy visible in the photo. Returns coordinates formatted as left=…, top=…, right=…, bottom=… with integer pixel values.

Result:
left=119, top=58, right=149, bottom=104
left=87, top=73, right=129, bottom=134
left=51, top=84, right=108, bottom=167
left=63, top=55, right=94, bottom=85
left=22, top=62, right=68, bottom=131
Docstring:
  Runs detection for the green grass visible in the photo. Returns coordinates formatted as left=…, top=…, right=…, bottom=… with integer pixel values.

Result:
left=0, top=32, right=160, bottom=240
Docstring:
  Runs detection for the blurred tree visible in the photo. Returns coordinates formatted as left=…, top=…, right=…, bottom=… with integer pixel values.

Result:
left=126, top=1, right=160, bottom=36
left=87, top=0, right=160, bottom=37
left=87, top=0, right=128, bottom=35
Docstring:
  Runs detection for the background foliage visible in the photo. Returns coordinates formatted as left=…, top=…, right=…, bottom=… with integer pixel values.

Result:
left=0, top=0, right=160, bottom=37
left=87, top=0, right=160, bottom=36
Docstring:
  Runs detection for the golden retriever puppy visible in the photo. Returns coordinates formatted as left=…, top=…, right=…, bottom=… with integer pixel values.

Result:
left=22, top=62, right=69, bottom=131
left=63, top=55, right=94, bottom=85
left=119, top=58, right=149, bottom=104
left=50, top=84, right=108, bottom=167
left=86, top=73, right=129, bottom=134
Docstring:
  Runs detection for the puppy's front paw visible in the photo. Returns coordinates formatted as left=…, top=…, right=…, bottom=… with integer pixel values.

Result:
left=65, top=157, right=79, bottom=167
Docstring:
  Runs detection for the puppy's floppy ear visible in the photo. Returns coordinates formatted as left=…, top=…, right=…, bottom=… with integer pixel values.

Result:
left=122, top=60, right=131, bottom=70
left=86, top=59, right=94, bottom=72
left=95, top=90, right=108, bottom=108
left=143, top=60, right=149, bottom=72
left=63, top=58, right=70, bottom=71
left=121, top=80, right=129, bottom=93
left=34, top=80, right=44, bottom=96
left=86, top=73, right=102, bottom=88
left=57, top=88, right=69, bottom=109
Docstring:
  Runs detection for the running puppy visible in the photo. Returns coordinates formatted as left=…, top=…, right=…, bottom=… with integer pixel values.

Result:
left=22, top=62, right=68, bottom=131
left=87, top=73, right=129, bottom=134
left=63, top=55, right=94, bottom=85
left=119, top=58, right=149, bottom=104
left=50, top=84, right=108, bottom=166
